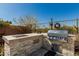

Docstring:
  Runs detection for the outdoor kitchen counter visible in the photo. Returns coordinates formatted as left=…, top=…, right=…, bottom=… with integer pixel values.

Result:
left=2, top=33, right=76, bottom=56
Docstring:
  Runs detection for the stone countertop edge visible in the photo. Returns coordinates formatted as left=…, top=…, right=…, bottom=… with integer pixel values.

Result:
left=2, top=33, right=43, bottom=41
left=2, top=33, right=76, bottom=43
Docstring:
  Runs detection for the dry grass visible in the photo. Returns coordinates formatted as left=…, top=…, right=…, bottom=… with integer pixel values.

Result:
left=0, top=39, right=4, bottom=56
left=0, top=47, right=4, bottom=56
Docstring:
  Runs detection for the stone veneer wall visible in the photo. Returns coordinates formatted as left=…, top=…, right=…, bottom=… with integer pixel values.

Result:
left=52, top=34, right=76, bottom=56
left=3, top=34, right=51, bottom=56
left=62, top=35, right=76, bottom=56
left=3, top=34, right=44, bottom=56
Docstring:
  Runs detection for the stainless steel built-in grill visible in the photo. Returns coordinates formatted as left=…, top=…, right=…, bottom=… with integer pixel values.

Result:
left=47, top=30, right=68, bottom=40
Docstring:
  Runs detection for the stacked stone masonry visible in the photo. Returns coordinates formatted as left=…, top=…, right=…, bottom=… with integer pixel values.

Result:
left=3, top=33, right=76, bottom=56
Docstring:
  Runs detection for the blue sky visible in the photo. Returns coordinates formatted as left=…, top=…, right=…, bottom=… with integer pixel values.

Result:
left=0, top=3, right=79, bottom=26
